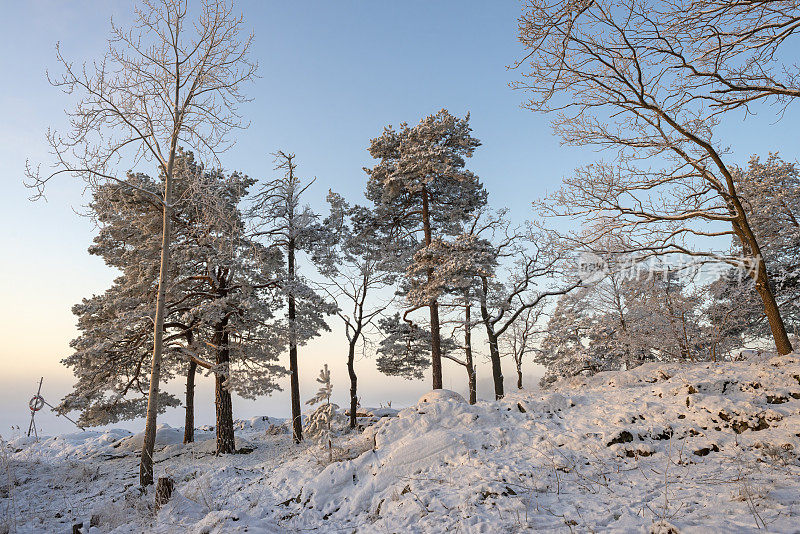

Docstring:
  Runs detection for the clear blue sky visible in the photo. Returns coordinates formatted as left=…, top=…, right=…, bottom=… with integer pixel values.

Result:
left=1, top=1, right=798, bottom=435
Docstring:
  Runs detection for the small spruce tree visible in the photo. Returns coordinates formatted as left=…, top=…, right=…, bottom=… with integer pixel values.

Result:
left=304, top=364, right=342, bottom=462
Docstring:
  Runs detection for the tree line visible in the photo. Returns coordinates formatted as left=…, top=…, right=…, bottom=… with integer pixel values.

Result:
left=25, top=0, right=800, bottom=488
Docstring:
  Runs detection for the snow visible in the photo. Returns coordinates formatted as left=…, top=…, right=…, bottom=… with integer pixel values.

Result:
left=417, top=388, right=466, bottom=404
left=114, top=424, right=194, bottom=452
left=3, top=352, right=800, bottom=532
left=364, top=407, right=400, bottom=418
left=234, top=415, right=286, bottom=431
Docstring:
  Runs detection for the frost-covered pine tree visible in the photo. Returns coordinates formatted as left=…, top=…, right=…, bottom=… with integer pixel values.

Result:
left=536, top=288, right=597, bottom=388
left=705, top=269, right=763, bottom=360
left=375, top=314, right=433, bottom=380
left=60, top=159, right=198, bottom=429
left=636, top=269, right=706, bottom=362
left=314, top=192, right=402, bottom=428
left=250, top=151, right=336, bottom=443
left=365, top=109, right=487, bottom=390
left=181, top=159, right=286, bottom=454
left=538, top=253, right=711, bottom=386
left=376, top=313, right=459, bottom=381
left=60, top=151, right=286, bottom=454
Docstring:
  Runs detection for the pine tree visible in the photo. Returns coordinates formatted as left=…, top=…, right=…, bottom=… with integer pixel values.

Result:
left=60, top=152, right=286, bottom=455
left=406, top=232, right=496, bottom=403
left=636, top=269, right=706, bottom=362
left=365, top=110, right=487, bottom=390
left=705, top=269, right=761, bottom=360
left=375, top=314, right=433, bottom=380
left=250, top=151, right=336, bottom=443
left=60, top=164, right=193, bottom=428
left=536, top=288, right=596, bottom=388
left=537, top=257, right=711, bottom=386
left=184, top=164, right=286, bottom=454
left=376, top=313, right=459, bottom=381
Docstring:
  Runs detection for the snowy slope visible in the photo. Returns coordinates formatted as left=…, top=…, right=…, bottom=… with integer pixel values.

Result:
left=2, top=352, right=799, bottom=533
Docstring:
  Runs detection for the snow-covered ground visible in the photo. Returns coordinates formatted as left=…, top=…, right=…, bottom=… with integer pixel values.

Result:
left=3, top=352, right=800, bottom=533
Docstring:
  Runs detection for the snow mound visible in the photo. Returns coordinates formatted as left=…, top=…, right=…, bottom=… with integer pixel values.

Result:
left=9, top=429, right=133, bottom=461
left=417, top=388, right=465, bottom=404
left=235, top=415, right=286, bottom=431
left=114, top=424, right=208, bottom=452
left=177, top=435, right=255, bottom=454
left=271, top=353, right=800, bottom=532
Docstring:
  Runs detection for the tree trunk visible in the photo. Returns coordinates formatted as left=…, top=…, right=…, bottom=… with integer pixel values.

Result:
left=464, top=302, right=476, bottom=405
left=752, top=253, right=793, bottom=354
left=421, top=187, right=443, bottom=389
left=486, top=330, right=503, bottom=399
left=429, top=301, right=443, bottom=390
left=210, top=273, right=236, bottom=455
left=348, top=337, right=359, bottom=429
left=516, top=364, right=523, bottom=390
left=183, top=358, right=197, bottom=444
left=480, top=277, right=504, bottom=399
left=215, top=322, right=236, bottom=454
left=140, top=166, right=174, bottom=488
left=726, top=178, right=793, bottom=355
left=288, top=240, right=303, bottom=443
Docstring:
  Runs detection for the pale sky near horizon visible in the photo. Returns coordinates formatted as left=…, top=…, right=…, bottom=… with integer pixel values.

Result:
left=1, top=1, right=798, bottom=435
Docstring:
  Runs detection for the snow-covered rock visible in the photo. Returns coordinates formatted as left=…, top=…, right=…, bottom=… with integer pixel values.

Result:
left=417, top=388, right=466, bottom=404
left=114, top=423, right=203, bottom=452
left=366, top=407, right=400, bottom=418
left=234, top=415, right=286, bottom=431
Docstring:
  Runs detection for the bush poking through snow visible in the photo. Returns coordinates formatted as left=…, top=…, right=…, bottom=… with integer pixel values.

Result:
left=650, top=520, right=681, bottom=534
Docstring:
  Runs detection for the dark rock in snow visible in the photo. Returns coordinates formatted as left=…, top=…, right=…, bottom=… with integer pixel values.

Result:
left=766, top=395, right=789, bottom=404
left=693, top=444, right=719, bottom=456
left=607, top=431, right=634, bottom=446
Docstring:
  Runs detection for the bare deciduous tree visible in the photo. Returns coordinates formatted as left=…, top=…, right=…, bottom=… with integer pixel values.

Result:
left=662, top=0, right=800, bottom=114
left=443, top=290, right=479, bottom=404
left=479, top=242, right=579, bottom=399
left=315, top=193, right=399, bottom=428
left=501, top=306, right=544, bottom=390
left=515, top=0, right=796, bottom=354
left=26, top=0, right=256, bottom=486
